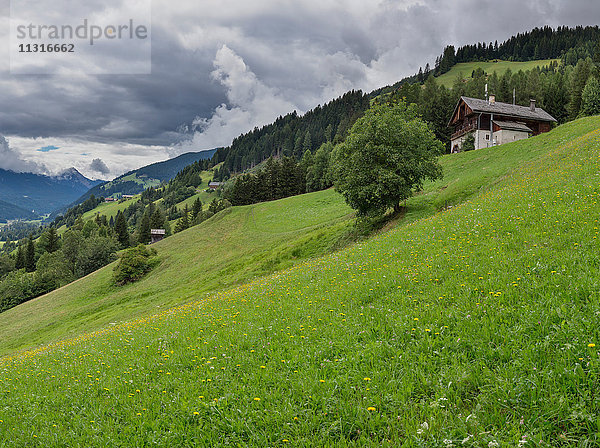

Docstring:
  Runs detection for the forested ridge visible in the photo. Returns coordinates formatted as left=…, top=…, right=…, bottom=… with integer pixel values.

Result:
left=210, top=90, right=370, bottom=175
left=372, top=25, right=600, bottom=96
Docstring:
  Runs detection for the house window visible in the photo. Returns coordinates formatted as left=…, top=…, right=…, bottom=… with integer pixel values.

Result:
left=485, top=134, right=490, bottom=141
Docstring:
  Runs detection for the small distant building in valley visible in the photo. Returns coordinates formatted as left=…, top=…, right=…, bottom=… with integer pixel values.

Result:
left=104, top=197, right=116, bottom=202
left=150, top=228, right=166, bottom=244
left=122, top=194, right=135, bottom=200
left=208, top=181, right=222, bottom=190
left=449, top=95, right=557, bottom=153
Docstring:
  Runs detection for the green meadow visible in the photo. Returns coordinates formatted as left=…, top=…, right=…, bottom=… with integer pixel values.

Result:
left=435, top=59, right=559, bottom=88
left=81, top=196, right=141, bottom=221
left=0, top=188, right=353, bottom=355
left=1, top=117, right=599, bottom=446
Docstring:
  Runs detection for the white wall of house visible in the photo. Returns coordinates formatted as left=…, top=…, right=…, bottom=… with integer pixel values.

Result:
left=451, top=131, right=487, bottom=152
left=451, top=128, right=530, bottom=153
left=495, top=129, right=530, bottom=145
left=474, top=130, right=494, bottom=149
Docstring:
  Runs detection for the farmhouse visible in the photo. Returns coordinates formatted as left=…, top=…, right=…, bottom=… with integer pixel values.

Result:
left=449, top=96, right=557, bottom=153
left=208, top=182, right=222, bottom=190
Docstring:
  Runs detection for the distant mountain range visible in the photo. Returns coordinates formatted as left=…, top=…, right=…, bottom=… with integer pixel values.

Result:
left=51, top=149, right=218, bottom=219
left=0, top=199, right=38, bottom=222
left=0, top=167, right=101, bottom=221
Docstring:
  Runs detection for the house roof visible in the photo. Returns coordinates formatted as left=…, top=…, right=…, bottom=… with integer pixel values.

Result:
left=208, top=181, right=222, bottom=186
left=151, top=229, right=166, bottom=235
left=459, top=96, right=557, bottom=123
left=493, top=120, right=533, bottom=133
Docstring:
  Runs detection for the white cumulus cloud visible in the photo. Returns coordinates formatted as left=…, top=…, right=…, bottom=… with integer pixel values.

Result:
left=0, top=135, right=45, bottom=173
left=172, top=45, right=298, bottom=155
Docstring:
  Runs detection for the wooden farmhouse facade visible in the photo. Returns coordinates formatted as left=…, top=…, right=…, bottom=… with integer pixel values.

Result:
left=449, top=96, right=557, bottom=153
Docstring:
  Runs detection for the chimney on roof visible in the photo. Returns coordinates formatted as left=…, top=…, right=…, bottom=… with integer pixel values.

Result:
left=530, top=99, right=536, bottom=111
left=489, top=94, right=496, bottom=104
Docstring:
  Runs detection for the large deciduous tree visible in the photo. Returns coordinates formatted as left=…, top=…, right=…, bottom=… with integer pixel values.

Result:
left=331, top=102, right=444, bottom=217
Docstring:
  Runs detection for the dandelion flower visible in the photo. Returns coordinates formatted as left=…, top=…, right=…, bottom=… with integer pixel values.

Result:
left=588, top=343, right=596, bottom=348
left=367, top=407, right=376, bottom=411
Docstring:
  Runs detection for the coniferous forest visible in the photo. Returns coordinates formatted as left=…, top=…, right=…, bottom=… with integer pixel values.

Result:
left=210, top=90, right=370, bottom=175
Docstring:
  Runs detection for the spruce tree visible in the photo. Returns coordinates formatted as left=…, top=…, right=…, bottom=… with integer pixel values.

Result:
left=150, top=208, right=166, bottom=230
left=568, top=58, right=592, bottom=119
left=138, top=212, right=151, bottom=244
left=114, top=211, right=130, bottom=248
left=44, top=227, right=60, bottom=253
left=182, top=204, right=190, bottom=227
left=581, top=76, right=600, bottom=116
left=302, top=130, right=312, bottom=154
left=191, top=198, right=203, bottom=220
left=15, top=245, right=25, bottom=270
left=25, top=236, right=36, bottom=272
left=174, top=205, right=190, bottom=233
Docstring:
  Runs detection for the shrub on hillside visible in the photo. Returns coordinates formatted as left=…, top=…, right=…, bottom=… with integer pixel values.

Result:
left=0, top=269, right=35, bottom=312
left=34, top=251, right=74, bottom=295
left=113, top=244, right=158, bottom=286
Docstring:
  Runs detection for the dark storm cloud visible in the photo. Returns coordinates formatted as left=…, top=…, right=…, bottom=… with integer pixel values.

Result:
left=0, top=26, right=225, bottom=145
left=0, top=0, right=599, bottom=172
left=89, top=157, right=110, bottom=174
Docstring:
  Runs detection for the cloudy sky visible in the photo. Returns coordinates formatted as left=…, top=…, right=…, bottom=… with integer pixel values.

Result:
left=0, top=0, right=599, bottom=180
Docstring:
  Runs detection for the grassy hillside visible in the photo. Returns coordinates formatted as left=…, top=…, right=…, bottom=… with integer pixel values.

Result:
left=1, top=117, right=600, bottom=445
left=436, top=59, right=559, bottom=88
left=0, top=189, right=353, bottom=354
left=81, top=196, right=141, bottom=221
left=0, top=130, right=563, bottom=356
left=169, top=169, right=216, bottom=213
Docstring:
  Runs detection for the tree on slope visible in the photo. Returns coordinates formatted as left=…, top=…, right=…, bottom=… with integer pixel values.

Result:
left=114, top=211, right=130, bottom=249
left=568, top=58, right=592, bottom=119
left=331, top=101, right=444, bottom=217
left=25, top=236, right=36, bottom=272
left=581, top=76, right=600, bottom=116
left=39, top=227, right=60, bottom=254
left=137, top=211, right=151, bottom=244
